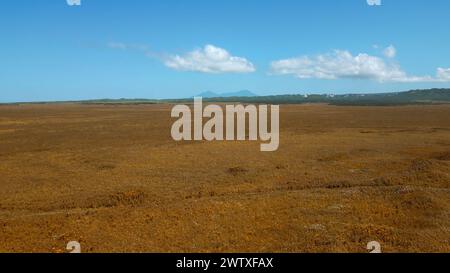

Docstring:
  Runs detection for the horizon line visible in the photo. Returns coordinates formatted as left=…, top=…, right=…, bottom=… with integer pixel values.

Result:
left=1, top=88, right=449, bottom=105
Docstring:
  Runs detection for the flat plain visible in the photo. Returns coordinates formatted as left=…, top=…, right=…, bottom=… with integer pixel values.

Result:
left=0, top=103, right=449, bottom=252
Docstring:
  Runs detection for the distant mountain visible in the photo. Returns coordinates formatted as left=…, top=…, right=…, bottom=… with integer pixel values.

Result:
left=195, top=90, right=257, bottom=98
left=5, top=88, right=450, bottom=106
left=187, top=88, right=450, bottom=105
left=196, top=91, right=219, bottom=98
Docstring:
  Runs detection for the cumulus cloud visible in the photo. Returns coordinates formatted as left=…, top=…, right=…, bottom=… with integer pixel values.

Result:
left=270, top=50, right=450, bottom=83
left=164, top=45, right=255, bottom=74
left=271, top=50, right=406, bottom=81
left=383, top=45, right=396, bottom=58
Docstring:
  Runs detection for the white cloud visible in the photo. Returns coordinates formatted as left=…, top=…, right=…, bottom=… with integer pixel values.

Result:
left=383, top=45, right=396, bottom=58
left=270, top=50, right=450, bottom=83
left=164, top=45, right=255, bottom=74
left=437, top=68, right=450, bottom=81
left=367, top=0, right=381, bottom=6
left=271, top=50, right=405, bottom=81
left=67, top=0, right=81, bottom=6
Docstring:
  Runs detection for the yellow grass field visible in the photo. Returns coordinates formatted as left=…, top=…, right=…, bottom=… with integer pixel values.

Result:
left=0, top=103, right=449, bottom=253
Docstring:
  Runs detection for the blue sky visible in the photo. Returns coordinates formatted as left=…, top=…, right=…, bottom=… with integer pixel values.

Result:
left=1, top=0, right=450, bottom=102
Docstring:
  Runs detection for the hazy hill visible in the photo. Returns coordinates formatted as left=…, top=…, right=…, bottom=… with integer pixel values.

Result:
left=196, top=90, right=257, bottom=98
left=4, top=88, right=450, bottom=106
left=188, top=88, right=450, bottom=106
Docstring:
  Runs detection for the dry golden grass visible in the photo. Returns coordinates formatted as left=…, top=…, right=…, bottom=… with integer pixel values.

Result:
left=0, top=103, right=449, bottom=252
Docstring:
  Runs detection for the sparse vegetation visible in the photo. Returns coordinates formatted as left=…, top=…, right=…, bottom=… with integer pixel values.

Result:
left=0, top=103, right=449, bottom=252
